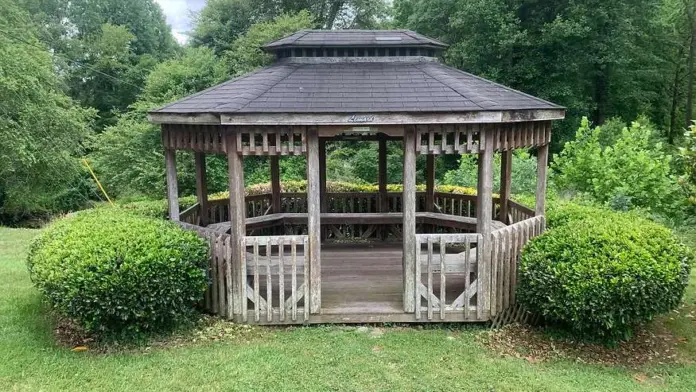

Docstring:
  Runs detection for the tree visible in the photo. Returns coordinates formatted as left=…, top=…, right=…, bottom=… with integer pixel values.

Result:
left=0, top=0, right=95, bottom=221
left=192, top=0, right=389, bottom=54
left=223, top=10, right=315, bottom=75
left=91, top=46, right=229, bottom=198
left=552, top=117, right=683, bottom=217
left=394, top=0, right=669, bottom=152
left=18, top=0, right=177, bottom=129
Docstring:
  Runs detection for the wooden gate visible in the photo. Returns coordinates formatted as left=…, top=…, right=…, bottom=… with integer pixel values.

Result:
left=414, top=233, right=485, bottom=321
left=241, top=235, right=309, bottom=323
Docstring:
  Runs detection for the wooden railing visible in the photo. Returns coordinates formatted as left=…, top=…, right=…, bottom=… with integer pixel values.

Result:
left=247, top=194, right=272, bottom=218
left=180, top=204, right=201, bottom=225
left=489, top=215, right=545, bottom=321
left=508, top=200, right=535, bottom=224
left=241, top=235, right=309, bottom=323
left=178, top=222, right=231, bottom=317
left=281, top=192, right=308, bottom=213
left=414, top=233, right=484, bottom=321
left=184, top=192, right=531, bottom=242
left=433, top=192, right=502, bottom=219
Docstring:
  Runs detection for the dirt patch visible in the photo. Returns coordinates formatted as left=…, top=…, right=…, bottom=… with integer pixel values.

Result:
left=479, top=323, right=683, bottom=368
left=54, top=315, right=268, bottom=354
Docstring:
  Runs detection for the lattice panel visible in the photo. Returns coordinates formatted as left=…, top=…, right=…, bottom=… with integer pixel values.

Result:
left=236, top=126, right=307, bottom=156
left=162, top=124, right=228, bottom=153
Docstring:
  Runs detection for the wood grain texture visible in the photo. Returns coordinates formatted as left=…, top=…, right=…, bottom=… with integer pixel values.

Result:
left=194, top=152, right=209, bottom=226
left=402, top=127, right=417, bottom=313
left=165, top=148, right=180, bottom=221
left=227, top=128, right=245, bottom=318
left=499, top=150, right=512, bottom=224
left=306, top=126, right=322, bottom=313
left=426, top=154, right=435, bottom=212
left=536, top=142, right=549, bottom=217
left=270, top=156, right=281, bottom=213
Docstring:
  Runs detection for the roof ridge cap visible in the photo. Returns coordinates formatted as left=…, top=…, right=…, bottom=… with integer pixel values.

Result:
left=435, top=63, right=564, bottom=109
left=151, top=70, right=265, bottom=113
left=221, top=64, right=301, bottom=112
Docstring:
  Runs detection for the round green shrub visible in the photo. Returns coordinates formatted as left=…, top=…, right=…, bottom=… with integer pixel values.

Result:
left=517, top=206, right=692, bottom=341
left=27, top=209, right=209, bottom=338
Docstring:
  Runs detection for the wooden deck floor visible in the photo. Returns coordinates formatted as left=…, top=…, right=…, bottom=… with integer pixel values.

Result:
left=321, top=243, right=405, bottom=314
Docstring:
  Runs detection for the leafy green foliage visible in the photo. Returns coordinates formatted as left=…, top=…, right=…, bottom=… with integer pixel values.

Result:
left=0, top=1, right=96, bottom=222
left=552, top=117, right=683, bottom=217
left=678, top=123, right=696, bottom=213
left=443, top=150, right=538, bottom=195
left=26, top=209, right=208, bottom=338
left=223, top=11, right=315, bottom=75
left=191, top=0, right=389, bottom=54
left=518, top=204, right=692, bottom=342
left=19, top=0, right=177, bottom=129
left=116, top=181, right=480, bottom=220
left=394, top=0, right=681, bottom=151
left=90, top=46, right=230, bottom=199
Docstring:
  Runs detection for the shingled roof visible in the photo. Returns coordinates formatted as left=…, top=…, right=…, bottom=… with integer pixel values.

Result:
left=263, top=30, right=448, bottom=50
left=150, top=30, right=564, bottom=122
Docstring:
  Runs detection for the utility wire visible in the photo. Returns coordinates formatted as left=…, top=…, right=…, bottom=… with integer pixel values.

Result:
left=0, top=28, right=143, bottom=90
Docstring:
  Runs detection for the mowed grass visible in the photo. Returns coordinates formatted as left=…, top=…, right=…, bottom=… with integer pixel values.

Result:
left=1, top=227, right=696, bottom=391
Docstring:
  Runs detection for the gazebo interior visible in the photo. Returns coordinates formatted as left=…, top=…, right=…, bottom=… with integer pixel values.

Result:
left=149, top=30, right=565, bottom=324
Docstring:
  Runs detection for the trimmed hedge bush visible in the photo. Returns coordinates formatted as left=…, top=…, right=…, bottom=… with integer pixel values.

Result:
left=518, top=204, right=692, bottom=341
left=27, top=209, right=209, bottom=338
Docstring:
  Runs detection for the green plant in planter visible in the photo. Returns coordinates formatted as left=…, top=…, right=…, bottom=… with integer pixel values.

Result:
left=517, top=206, right=692, bottom=342
left=27, top=209, right=209, bottom=339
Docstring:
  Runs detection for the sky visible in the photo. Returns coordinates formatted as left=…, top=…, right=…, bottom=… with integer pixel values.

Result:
left=154, top=0, right=207, bottom=44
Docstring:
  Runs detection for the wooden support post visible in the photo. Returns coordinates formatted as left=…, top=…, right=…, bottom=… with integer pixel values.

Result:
left=270, top=156, right=281, bottom=213
left=477, top=127, right=494, bottom=319
left=402, top=127, right=417, bottom=313
left=499, top=150, right=512, bottom=224
left=425, top=154, right=435, bottom=212
left=319, top=139, right=327, bottom=213
left=536, top=143, right=549, bottom=216
left=194, top=152, right=209, bottom=226
left=306, top=127, right=322, bottom=313
left=378, top=137, right=388, bottom=212
left=165, top=148, right=180, bottom=221
left=227, top=129, right=245, bottom=319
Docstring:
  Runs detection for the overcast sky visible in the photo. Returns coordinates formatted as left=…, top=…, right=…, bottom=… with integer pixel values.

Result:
left=154, top=0, right=207, bottom=44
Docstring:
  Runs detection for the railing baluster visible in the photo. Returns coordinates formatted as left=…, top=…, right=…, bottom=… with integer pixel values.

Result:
left=291, top=237, right=297, bottom=321
left=278, top=238, right=285, bottom=321
left=415, top=238, right=422, bottom=320
left=427, top=237, right=433, bottom=320
left=439, top=236, right=446, bottom=319
left=464, top=236, right=471, bottom=320
left=266, top=239, right=272, bottom=322
left=253, top=238, right=260, bottom=322
left=303, top=236, right=309, bottom=321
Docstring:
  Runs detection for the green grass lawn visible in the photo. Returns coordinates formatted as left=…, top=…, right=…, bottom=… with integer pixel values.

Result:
left=1, top=227, right=696, bottom=391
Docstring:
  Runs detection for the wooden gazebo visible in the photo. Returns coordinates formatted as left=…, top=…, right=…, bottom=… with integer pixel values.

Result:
left=148, top=30, right=565, bottom=325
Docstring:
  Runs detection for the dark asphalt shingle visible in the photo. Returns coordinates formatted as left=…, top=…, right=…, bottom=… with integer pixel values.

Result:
left=153, top=61, right=562, bottom=114
left=264, top=30, right=448, bottom=49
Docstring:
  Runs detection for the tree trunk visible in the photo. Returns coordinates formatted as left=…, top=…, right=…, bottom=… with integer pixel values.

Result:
left=687, top=5, right=696, bottom=127
left=324, top=1, right=345, bottom=29
left=670, top=56, right=684, bottom=144
left=593, top=67, right=608, bottom=125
